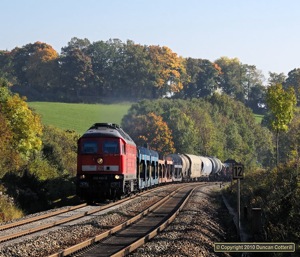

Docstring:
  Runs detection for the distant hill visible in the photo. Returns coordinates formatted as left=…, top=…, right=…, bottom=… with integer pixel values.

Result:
left=28, top=102, right=132, bottom=134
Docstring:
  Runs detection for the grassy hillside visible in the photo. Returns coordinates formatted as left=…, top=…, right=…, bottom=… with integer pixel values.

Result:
left=28, top=102, right=132, bottom=134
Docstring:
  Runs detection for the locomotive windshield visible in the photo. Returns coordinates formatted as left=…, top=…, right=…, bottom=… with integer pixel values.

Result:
left=80, top=138, right=120, bottom=154
left=103, top=141, right=119, bottom=154
left=82, top=141, right=98, bottom=154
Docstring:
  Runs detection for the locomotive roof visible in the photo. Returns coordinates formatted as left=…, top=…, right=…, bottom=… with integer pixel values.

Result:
left=81, top=123, right=136, bottom=144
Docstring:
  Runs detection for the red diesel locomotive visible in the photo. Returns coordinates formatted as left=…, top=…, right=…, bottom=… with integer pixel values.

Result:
left=76, top=123, right=138, bottom=201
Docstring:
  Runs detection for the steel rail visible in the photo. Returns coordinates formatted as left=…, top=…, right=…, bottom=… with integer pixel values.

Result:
left=0, top=203, right=87, bottom=231
left=47, top=183, right=200, bottom=257
left=111, top=184, right=201, bottom=257
left=0, top=186, right=165, bottom=243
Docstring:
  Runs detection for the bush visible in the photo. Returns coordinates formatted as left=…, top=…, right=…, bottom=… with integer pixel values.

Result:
left=0, top=184, right=23, bottom=222
left=225, top=162, right=300, bottom=254
left=42, top=125, right=78, bottom=176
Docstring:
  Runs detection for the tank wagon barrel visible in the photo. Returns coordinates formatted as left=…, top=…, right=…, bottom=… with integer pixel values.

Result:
left=209, top=157, right=224, bottom=180
left=200, top=156, right=213, bottom=177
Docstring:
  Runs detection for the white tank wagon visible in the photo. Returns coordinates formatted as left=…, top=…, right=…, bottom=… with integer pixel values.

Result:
left=209, top=157, right=223, bottom=180
left=199, top=156, right=213, bottom=177
left=182, top=154, right=202, bottom=181
left=180, top=154, right=190, bottom=179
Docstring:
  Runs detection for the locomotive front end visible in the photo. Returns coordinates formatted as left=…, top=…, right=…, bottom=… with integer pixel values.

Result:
left=76, top=123, right=137, bottom=201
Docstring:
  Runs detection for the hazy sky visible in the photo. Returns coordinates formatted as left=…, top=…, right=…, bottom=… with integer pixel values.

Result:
left=1, top=0, right=300, bottom=78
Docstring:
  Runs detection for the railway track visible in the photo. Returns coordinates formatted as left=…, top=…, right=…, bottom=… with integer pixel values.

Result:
left=47, top=183, right=205, bottom=257
left=0, top=203, right=87, bottom=243
left=0, top=186, right=164, bottom=246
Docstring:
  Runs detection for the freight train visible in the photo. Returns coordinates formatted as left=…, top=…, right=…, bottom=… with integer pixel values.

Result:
left=76, top=123, right=224, bottom=202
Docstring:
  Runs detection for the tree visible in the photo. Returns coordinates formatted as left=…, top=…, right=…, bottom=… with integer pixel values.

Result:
left=25, top=42, right=59, bottom=97
left=209, top=93, right=273, bottom=167
left=59, top=48, right=93, bottom=101
left=0, top=80, right=43, bottom=176
left=0, top=111, right=16, bottom=177
left=147, top=45, right=187, bottom=98
left=279, top=109, right=300, bottom=176
left=215, top=57, right=264, bottom=105
left=215, top=57, right=244, bottom=100
left=120, top=40, right=153, bottom=99
left=7, top=42, right=59, bottom=100
left=61, top=37, right=91, bottom=53
left=87, top=38, right=126, bottom=99
left=122, top=112, right=175, bottom=155
left=1, top=94, right=43, bottom=159
left=242, top=64, right=264, bottom=103
left=163, top=107, right=199, bottom=154
left=265, top=84, right=297, bottom=165
left=11, top=42, right=57, bottom=86
left=42, top=125, right=78, bottom=176
left=284, top=68, right=300, bottom=105
left=0, top=50, right=15, bottom=83
left=247, top=84, right=266, bottom=113
left=191, top=105, right=220, bottom=156
left=268, top=72, right=286, bottom=86
left=179, top=58, right=220, bottom=98
left=86, top=40, right=113, bottom=98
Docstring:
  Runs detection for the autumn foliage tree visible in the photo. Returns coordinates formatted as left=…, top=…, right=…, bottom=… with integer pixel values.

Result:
left=0, top=38, right=269, bottom=107
left=122, top=112, right=175, bottom=155
left=0, top=112, right=17, bottom=177
left=26, top=42, right=59, bottom=93
left=10, top=42, right=58, bottom=88
left=0, top=80, right=43, bottom=163
left=147, top=45, right=187, bottom=98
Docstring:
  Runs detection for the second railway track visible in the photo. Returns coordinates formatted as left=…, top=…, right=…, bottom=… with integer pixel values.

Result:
left=49, top=183, right=206, bottom=257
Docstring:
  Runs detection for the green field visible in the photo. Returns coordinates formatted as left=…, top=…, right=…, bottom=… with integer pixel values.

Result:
left=28, top=102, right=132, bottom=134
left=254, top=114, right=264, bottom=124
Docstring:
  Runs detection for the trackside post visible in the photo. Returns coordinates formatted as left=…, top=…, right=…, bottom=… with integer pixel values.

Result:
left=232, top=162, right=244, bottom=239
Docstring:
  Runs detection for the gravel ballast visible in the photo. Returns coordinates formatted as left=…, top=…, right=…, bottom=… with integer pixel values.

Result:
left=0, top=184, right=235, bottom=257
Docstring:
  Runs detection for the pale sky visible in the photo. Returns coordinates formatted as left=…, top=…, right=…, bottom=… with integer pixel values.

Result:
left=1, top=0, right=300, bottom=78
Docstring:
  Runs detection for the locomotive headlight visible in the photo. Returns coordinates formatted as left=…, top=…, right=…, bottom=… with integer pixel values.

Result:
left=80, top=175, right=85, bottom=179
left=115, top=175, right=120, bottom=179
left=97, top=158, right=103, bottom=164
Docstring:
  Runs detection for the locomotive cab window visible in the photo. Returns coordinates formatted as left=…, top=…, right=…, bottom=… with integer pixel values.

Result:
left=82, top=141, right=98, bottom=154
left=103, top=141, right=119, bottom=154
